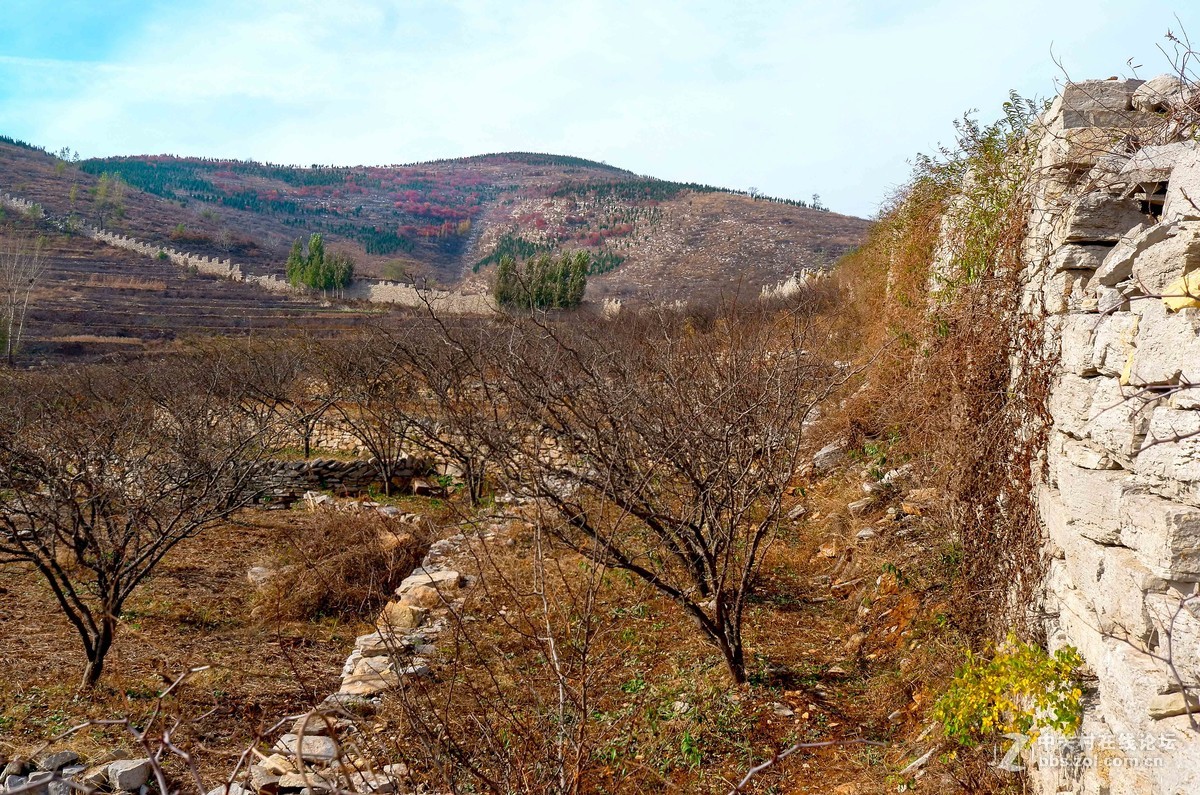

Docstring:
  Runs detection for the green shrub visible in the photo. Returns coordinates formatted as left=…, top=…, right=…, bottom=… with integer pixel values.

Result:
left=932, top=634, right=1083, bottom=745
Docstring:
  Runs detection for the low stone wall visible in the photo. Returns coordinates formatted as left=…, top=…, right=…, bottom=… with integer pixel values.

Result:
left=1020, top=76, right=1200, bottom=793
left=252, top=457, right=428, bottom=506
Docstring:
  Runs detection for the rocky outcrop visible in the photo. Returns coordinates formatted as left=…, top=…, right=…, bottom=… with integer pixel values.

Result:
left=1021, top=76, right=1200, bottom=794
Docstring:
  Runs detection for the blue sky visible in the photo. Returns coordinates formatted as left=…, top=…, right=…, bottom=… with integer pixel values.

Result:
left=0, top=1, right=1194, bottom=217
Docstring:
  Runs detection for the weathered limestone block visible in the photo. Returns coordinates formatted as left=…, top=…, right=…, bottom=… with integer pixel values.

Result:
left=1049, top=243, right=1110, bottom=272
left=1051, top=537, right=1156, bottom=644
left=273, top=734, right=340, bottom=762
left=1094, top=222, right=1171, bottom=287
left=1049, top=373, right=1100, bottom=438
left=1135, top=407, right=1200, bottom=486
left=1121, top=492, right=1200, bottom=579
left=1120, top=140, right=1199, bottom=184
left=1127, top=297, right=1200, bottom=385
left=1059, top=314, right=1100, bottom=375
left=1130, top=223, right=1200, bottom=295
left=395, top=568, right=462, bottom=596
left=1133, top=74, right=1187, bottom=112
left=1094, top=283, right=1130, bottom=314
left=1163, top=150, right=1200, bottom=223
left=1054, top=463, right=1135, bottom=544
left=1087, top=376, right=1153, bottom=460
left=1062, top=79, right=1142, bottom=114
left=1092, top=311, right=1138, bottom=377
left=1042, top=269, right=1091, bottom=314
left=377, top=601, right=427, bottom=631
left=1053, top=193, right=1147, bottom=247
left=1145, top=590, right=1200, bottom=686
left=1171, top=385, right=1200, bottom=411
left=1061, top=436, right=1120, bottom=470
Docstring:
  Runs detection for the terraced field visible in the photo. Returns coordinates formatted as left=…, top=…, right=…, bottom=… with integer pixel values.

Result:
left=24, top=233, right=385, bottom=362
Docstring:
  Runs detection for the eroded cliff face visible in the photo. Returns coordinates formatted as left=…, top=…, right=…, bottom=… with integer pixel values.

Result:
left=1021, top=76, right=1200, bottom=794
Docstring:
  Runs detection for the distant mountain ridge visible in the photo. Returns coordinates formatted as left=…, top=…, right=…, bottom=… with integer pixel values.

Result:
left=1, top=136, right=870, bottom=302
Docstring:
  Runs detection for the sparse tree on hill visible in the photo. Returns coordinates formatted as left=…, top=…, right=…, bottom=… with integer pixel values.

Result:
left=91, top=172, right=126, bottom=228
left=0, top=233, right=46, bottom=367
left=449, top=299, right=846, bottom=682
left=320, top=334, right=417, bottom=496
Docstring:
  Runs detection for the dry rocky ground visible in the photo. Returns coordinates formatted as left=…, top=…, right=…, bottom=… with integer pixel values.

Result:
left=1, top=453, right=1017, bottom=794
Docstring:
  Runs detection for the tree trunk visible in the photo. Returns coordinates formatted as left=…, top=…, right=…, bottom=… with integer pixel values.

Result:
left=723, top=637, right=746, bottom=684
left=80, top=616, right=116, bottom=689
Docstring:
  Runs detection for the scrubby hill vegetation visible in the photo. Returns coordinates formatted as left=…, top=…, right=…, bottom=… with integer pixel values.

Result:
left=1, top=136, right=867, bottom=304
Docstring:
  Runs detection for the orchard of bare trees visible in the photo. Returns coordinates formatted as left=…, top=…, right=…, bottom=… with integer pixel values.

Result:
left=0, top=285, right=864, bottom=792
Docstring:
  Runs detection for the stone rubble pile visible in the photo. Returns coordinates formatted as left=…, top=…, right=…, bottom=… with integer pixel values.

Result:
left=228, top=499, right=514, bottom=795
left=0, top=752, right=153, bottom=795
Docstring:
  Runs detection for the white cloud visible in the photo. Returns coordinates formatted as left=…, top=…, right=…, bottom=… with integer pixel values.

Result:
left=0, top=0, right=1192, bottom=215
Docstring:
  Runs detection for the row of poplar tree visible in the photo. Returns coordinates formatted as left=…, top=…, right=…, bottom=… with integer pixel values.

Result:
left=286, top=233, right=355, bottom=295
left=493, top=251, right=588, bottom=309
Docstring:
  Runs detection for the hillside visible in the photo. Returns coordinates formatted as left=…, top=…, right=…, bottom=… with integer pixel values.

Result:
left=0, top=136, right=868, bottom=303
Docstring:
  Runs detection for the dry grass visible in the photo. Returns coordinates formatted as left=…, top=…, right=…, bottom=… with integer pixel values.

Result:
left=252, top=509, right=429, bottom=622
left=0, top=507, right=429, bottom=783
left=356, top=479, right=1018, bottom=795
left=82, top=273, right=169, bottom=291
left=43, top=334, right=145, bottom=345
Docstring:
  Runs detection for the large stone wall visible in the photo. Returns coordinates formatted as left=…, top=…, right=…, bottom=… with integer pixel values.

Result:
left=1021, top=77, right=1200, bottom=794
left=0, top=191, right=493, bottom=313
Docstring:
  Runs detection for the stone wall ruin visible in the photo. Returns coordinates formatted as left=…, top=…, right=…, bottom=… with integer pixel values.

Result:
left=1021, top=75, right=1200, bottom=794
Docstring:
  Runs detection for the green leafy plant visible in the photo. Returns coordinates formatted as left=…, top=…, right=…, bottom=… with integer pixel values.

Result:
left=932, top=634, right=1083, bottom=745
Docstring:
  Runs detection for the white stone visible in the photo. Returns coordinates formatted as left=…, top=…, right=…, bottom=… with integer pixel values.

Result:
left=1053, top=193, right=1147, bottom=247
left=107, top=760, right=151, bottom=792
left=395, top=568, right=462, bottom=596
left=1127, top=297, right=1200, bottom=385
left=1049, top=244, right=1110, bottom=273
left=1130, top=224, right=1200, bottom=295
left=1148, top=691, right=1200, bottom=719
left=1087, top=376, right=1152, bottom=461
left=1055, top=463, right=1134, bottom=544
left=273, top=734, right=340, bottom=762
left=1135, top=408, right=1200, bottom=487
left=1042, top=269, right=1090, bottom=314
left=1061, top=79, right=1141, bottom=114
left=1048, top=373, right=1100, bottom=438
left=1090, top=311, right=1138, bottom=377
left=354, top=631, right=403, bottom=657
left=1132, top=74, right=1187, bottom=112
left=1121, top=492, right=1200, bottom=579
left=1060, top=436, right=1120, bottom=470
left=1120, top=140, right=1198, bottom=182
left=1094, top=222, right=1171, bottom=287
left=1059, top=314, right=1099, bottom=375
left=1164, top=150, right=1200, bottom=223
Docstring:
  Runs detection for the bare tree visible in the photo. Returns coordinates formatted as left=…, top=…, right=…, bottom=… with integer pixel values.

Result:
left=222, top=334, right=340, bottom=458
left=0, top=233, right=46, bottom=367
left=446, top=299, right=845, bottom=682
left=0, top=354, right=268, bottom=688
left=322, top=332, right=419, bottom=496
left=388, top=316, right=515, bottom=505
